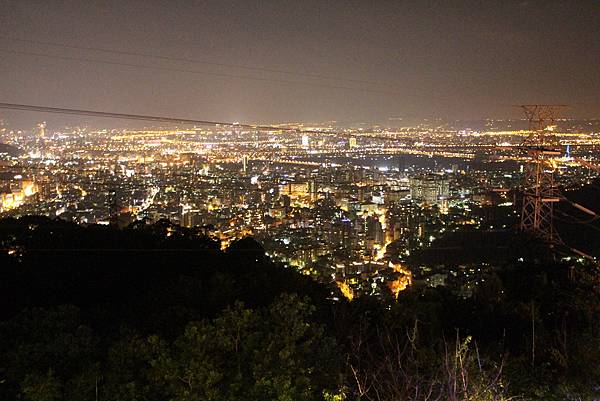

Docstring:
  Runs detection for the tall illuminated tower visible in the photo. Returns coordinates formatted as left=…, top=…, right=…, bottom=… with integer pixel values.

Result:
left=36, top=121, right=46, bottom=138
left=242, top=155, right=248, bottom=174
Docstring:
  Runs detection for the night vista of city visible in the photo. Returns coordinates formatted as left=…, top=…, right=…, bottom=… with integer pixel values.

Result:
left=2, top=1, right=600, bottom=400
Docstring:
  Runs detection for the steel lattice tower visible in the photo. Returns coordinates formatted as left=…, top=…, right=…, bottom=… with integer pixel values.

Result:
left=519, top=105, right=565, bottom=245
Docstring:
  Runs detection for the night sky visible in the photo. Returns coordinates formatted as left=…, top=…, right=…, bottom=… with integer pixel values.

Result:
left=1, top=0, right=599, bottom=127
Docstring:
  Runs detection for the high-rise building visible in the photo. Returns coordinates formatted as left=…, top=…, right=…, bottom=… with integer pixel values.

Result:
left=366, top=215, right=384, bottom=245
left=308, top=179, right=318, bottom=202
left=242, top=155, right=248, bottom=174
left=279, top=182, right=310, bottom=198
left=181, top=204, right=203, bottom=228
left=409, top=174, right=449, bottom=206
left=35, top=122, right=46, bottom=139
left=384, top=189, right=409, bottom=205
left=31, top=121, right=48, bottom=158
left=301, top=135, right=310, bottom=148
left=282, top=195, right=291, bottom=213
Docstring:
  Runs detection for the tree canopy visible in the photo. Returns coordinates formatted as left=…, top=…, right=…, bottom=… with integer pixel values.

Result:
left=1, top=216, right=600, bottom=400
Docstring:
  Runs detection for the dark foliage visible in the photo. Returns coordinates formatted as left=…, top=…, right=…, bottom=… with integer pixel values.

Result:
left=1, top=216, right=600, bottom=400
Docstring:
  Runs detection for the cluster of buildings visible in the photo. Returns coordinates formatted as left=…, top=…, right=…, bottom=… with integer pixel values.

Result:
left=0, top=118, right=598, bottom=299
left=0, top=174, right=38, bottom=212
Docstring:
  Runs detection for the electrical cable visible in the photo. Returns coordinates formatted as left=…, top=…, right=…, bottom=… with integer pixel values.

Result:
left=0, top=48, right=405, bottom=96
left=0, top=36, right=396, bottom=88
left=556, top=209, right=600, bottom=229
left=0, top=102, right=334, bottom=134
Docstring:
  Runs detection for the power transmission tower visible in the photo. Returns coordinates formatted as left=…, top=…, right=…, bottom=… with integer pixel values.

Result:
left=519, top=105, right=565, bottom=246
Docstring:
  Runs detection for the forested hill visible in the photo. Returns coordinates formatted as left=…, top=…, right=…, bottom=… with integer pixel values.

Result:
left=1, top=216, right=600, bottom=400
left=0, top=216, right=329, bottom=327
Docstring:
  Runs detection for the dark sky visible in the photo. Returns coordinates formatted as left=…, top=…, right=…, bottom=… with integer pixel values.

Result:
left=1, top=0, right=599, bottom=128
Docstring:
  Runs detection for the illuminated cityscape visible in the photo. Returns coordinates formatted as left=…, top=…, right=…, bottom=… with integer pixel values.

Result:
left=2, top=116, right=600, bottom=300
left=2, top=1, right=600, bottom=399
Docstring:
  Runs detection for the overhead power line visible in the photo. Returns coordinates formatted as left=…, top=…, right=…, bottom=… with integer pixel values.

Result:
left=0, top=36, right=395, bottom=88
left=0, top=48, right=404, bottom=96
left=0, top=102, right=330, bottom=133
